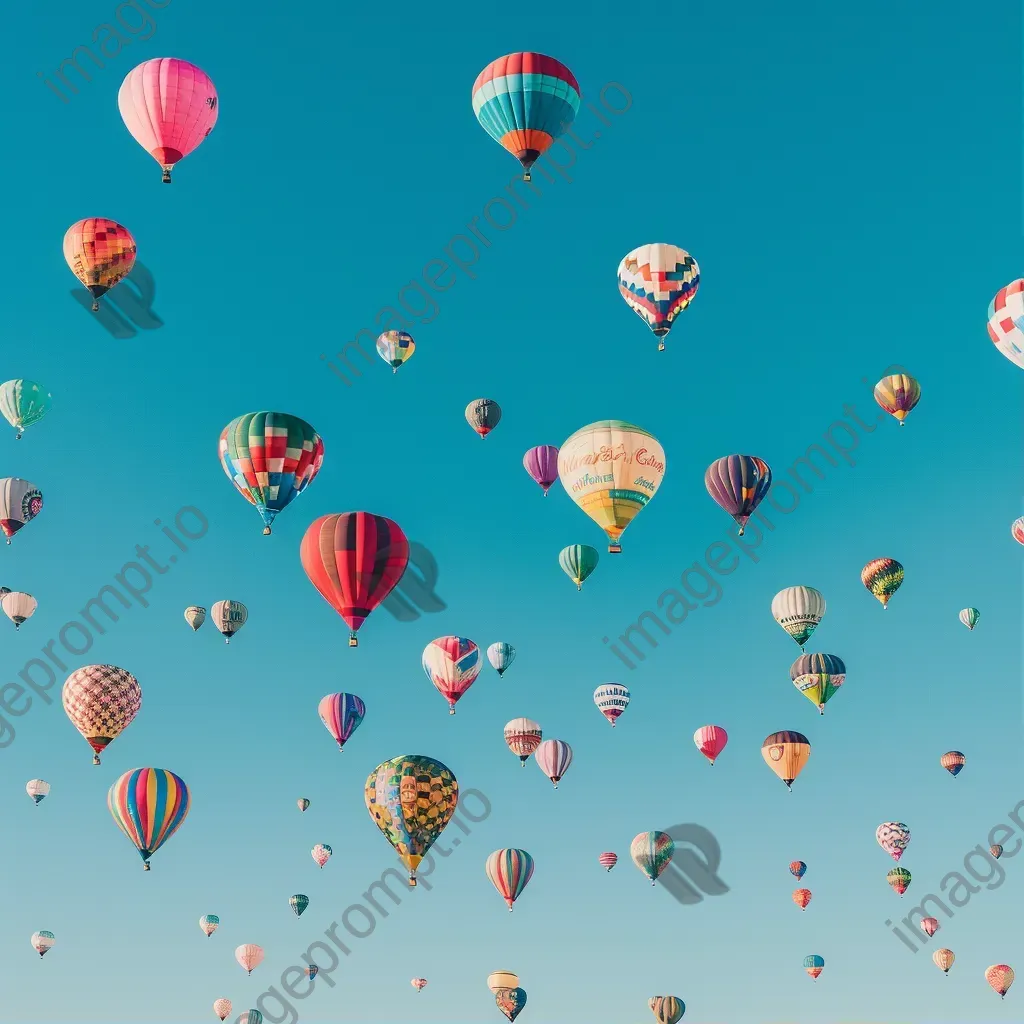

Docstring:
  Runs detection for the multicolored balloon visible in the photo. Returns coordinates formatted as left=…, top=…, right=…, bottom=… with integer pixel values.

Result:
left=301, top=512, right=409, bottom=647
left=118, top=58, right=218, bottom=183
left=920, top=917, right=940, bottom=937
left=932, top=948, right=955, bottom=975
left=504, top=719, right=542, bottom=766
left=705, top=455, right=772, bottom=536
left=62, top=665, right=141, bottom=765
left=199, top=914, right=219, bottom=937
left=211, top=600, right=248, bottom=643
left=593, top=683, right=630, bottom=726
left=0, top=477, right=43, bottom=544
left=485, top=849, right=535, bottom=912
left=987, top=280, right=1024, bottom=369
left=617, top=243, right=700, bottom=351
left=991, top=844, right=1003, bottom=859
left=297, top=797, right=310, bottom=812
left=311, top=844, right=332, bottom=869
left=317, top=693, right=366, bottom=752
left=887, top=867, right=911, bottom=895
left=647, top=996, right=686, bottom=1024
left=630, top=831, right=674, bottom=885
left=958, top=607, right=980, bottom=631
left=940, top=751, right=966, bottom=777
left=771, top=587, right=826, bottom=649
left=213, top=998, right=233, bottom=1021
left=289, top=894, right=309, bottom=917
left=238, top=1011, right=264, bottom=1024
left=790, top=860, right=807, bottom=879
left=598, top=852, right=618, bottom=872
left=985, top=964, right=1014, bottom=999
left=495, top=986, right=528, bottom=1023
left=861, top=558, right=904, bottom=609
left=63, top=218, right=136, bottom=310
left=2, top=591, right=36, bottom=629
left=876, top=822, right=911, bottom=861
left=761, top=731, right=811, bottom=791
left=790, top=653, right=846, bottom=715
left=218, top=412, right=324, bottom=535
left=487, top=972, right=520, bottom=994
left=472, top=52, right=579, bottom=181
left=235, top=944, right=264, bottom=975
left=793, top=888, right=812, bottom=910
left=184, top=606, right=206, bottom=631
left=803, top=955, right=824, bottom=980
left=465, top=398, right=502, bottom=438
left=523, top=446, right=559, bottom=496
left=0, top=380, right=51, bottom=440
left=26, top=779, right=49, bottom=805
left=364, top=755, right=459, bottom=886
left=376, top=330, right=415, bottom=373
left=558, top=544, right=599, bottom=590
left=1013, top=516, right=1024, bottom=546
left=31, top=931, right=55, bottom=958
left=693, top=725, right=728, bottom=766
left=107, top=768, right=191, bottom=870
left=411, top=978, right=428, bottom=993
left=558, top=421, right=665, bottom=553
left=534, top=739, right=572, bottom=789
left=423, top=636, right=481, bottom=714
left=487, top=642, right=516, bottom=677
left=874, top=373, right=921, bottom=425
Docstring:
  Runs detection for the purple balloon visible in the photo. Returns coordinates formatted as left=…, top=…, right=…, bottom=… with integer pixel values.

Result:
left=704, top=454, right=772, bottom=535
left=523, top=445, right=559, bottom=496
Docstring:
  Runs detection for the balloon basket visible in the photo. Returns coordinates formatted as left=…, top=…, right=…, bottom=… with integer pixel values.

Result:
left=161, top=167, right=172, bottom=183
left=349, top=635, right=358, bottom=648
left=657, top=341, right=665, bottom=352
left=608, top=544, right=621, bottom=554
left=143, top=862, right=151, bottom=871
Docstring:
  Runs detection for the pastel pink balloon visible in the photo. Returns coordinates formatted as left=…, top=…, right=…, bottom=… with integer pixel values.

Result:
left=693, top=724, right=728, bottom=765
left=118, top=58, right=218, bottom=183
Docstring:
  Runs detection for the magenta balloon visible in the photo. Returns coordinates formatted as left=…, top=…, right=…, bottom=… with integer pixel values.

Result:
left=523, top=445, right=559, bottom=496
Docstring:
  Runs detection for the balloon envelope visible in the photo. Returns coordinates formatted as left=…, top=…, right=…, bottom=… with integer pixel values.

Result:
left=2, top=591, right=37, bottom=627
left=0, top=380, right=51, bottom=438
left=26, top=779, right=49, bottom=804
left=317, top=693, right=366, bottom=751
left=211, top=600, right=247, bottom=642
left=534, top=739, right=572, bottom=787
left=874, top=373, right=921, bottom=424
left=213, top=998, right=233, bottom=1020
left=63, top=219, right=136, bottom=309
left=504, top=718, right=542, bottom=764
left=630, top=831, right=674, bottom=883
left=958, top=607, right=980, bottom=630
left=376, top=330, right=415, bottom=372
left=598, top=852, right=618, bottom=871
left=485, top=848, right=535, bottom=911
left=422, top=636, right=481, bottom=713
left=0, top=477, right=43, bottom=542
left=940, top=751, right=966, bottom=776
left=693, top=725, right=728, bottom=765
left=559, top=544, right=598, bottom=590
left=988, top=281, right=1024, bottom=369
left=62, top=665, right=141, bottom=765
left=199, top=914, right=219, bottom=936
left=618, top=243, right=700, bottom=349
left=771, top=586, right=826, bottom=648
left=289, top=894, right=309, bottom=917
left=31, top=930, right=55, bottom=956
left=487, top=642, right=516, bottom=676
left=593, top=683, right=630, bottom=726
left=985, top=964, right=1014, bottom=997
left=495, top=987, right=527, bottom=1023
left=790, top=653, right=846, bottom=714
left=648, top=996, right=686, bottom=1024
left=487, top=972, right=519, bottom=994
left=184, top=606, right=206, bottom=631
left=235, top=944, right=264, bottom=974
left=861, top=558, right=904, bottom=608
left=876, top=822, right=911, bottom=861
left=932, top=949, right=955, bottom=974
left=465, top=398, right=501, bottom=438
left=705, top=455, right=772, bottom=535
left=107, top=767, right=191, bottom=869
left=523, top=445, right=559, bottom=495
left=761, top=731, right=811, bottom=789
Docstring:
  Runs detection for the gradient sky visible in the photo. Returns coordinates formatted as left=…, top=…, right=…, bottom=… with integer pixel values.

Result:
left=2, top=1, right=1021, bottom=1023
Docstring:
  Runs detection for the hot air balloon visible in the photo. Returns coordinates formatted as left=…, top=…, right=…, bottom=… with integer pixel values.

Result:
left=523, top=446, right=559, bottom=496
left=199, top=914, right=219, bottom=937
left=761, top=731, right=811, bottom=791
left=487, top=642, right=516, bottom=677
left=466, top=398, right=501, bottom=438
left=422, top=636, right=481, bottom=714
left=108, top=768, right=191, bottom=870
left=235, top=944, right=264, bottom=975
left=631, top=831, right=675, bottom=885
left=790, top=860, right=807, bottom=879
left=118, top=58, right=218, bottom=183
left=289, top=894, right=309, bottom=917
left=503, top=718, right=542, bottom=766
left=311, top=844, right=332, bottom=869
left=648, top=996, right=686, bottom=1024
left=300, top=512, right=409, bottom=647
left=958, top=608, right=980, bottom=631
left=297, top=797, right=310, bottom=812
left=705, top=455, right=772, bottom=536
left=306, top=966, right=318, bottom=980
left=184, top=606, right=206, bottom=631
left=487, top=972, right=519, bottom=994
left=238, top=1012, right=264, bottom=1024
left=495, top=987, right=527, bottom=1023
left=874, top=373, right=921, bottom=425
left=793, top=888, right=812, bottom=910
left=594, top=683, right=630, bottom=726
left=376, top=331, right=415, bottom=373
left=617, top=243, right=700, bottom=351
left=803, top=955, right=824, bottom=980
left=558, top=544, right=599, bottom=590
left=771, top=587, right=826, bottom=649
left=63, top=218, right=136, bottom=311
left=218, top=412, right=324, bottom=535
left=211, top=600, right=247, bottom=643
left=558, top=421, right=665, bottom=553
left=26, top=779, right=49, bottom=805
left=940, top=751, right=966, bottom=777
left=0, top=380, right=51, bottom=440
left=365, top=755, right=458, bottom=886
left=790, top=653, right=846, bottom=715
left=62, top=665, right=141, bottom=765
left=31, top=931, right=55, bottom=958
left=991, top=845, right=1003, bottom=859
left=534, top=739, right=572, bottom=788
left=598, top=852, right=618, bottom=871
left=2, top=591, right=36, bottom=630
left=472, top=52, right=579, bottom=181
left=861, top=558, right=904, bottom=609
left=933, top=949, right=955, bottom=975
left=0, top=477, right=43, bottom=544
left=317, top=693, right=366, bottom=752
left=987, top=280, right=1024, bottom=369
left=485, top=849, right=535, bottom=911
left=411, top=978, right=428, bottom=993
left=887, top=867, right=911, bottom=896
left=213, top=998, right=232, bottom=1021
left=920, top=917, right=939, bottom=937
left=876, top=822, right=911, bottom=861
left=1013, top=517, right=1024, bottom=546
left=985, top=964, right=1014, bottom=999
left=693, top=725, right=728, bottom=766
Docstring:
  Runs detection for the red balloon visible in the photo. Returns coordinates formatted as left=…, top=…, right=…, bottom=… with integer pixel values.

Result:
left=300, top=513, right=409, bottom=647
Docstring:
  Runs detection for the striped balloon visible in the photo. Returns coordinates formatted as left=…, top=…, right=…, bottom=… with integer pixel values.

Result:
left=790, top=653, right=846, bottom=715
left=485, top=848, right=535, bottom=912
left=534, top=739, right=573, bottom=788
left=317, top=692, right=366, bottom=752
left=874, top=373, right=921, bottom=425
left=887, top=867, right=911, bottom=895
left=107, top=768, right=191, bottom=870
left=523, top=445, right=559, bottom=496
left=559, top=544, right=599, bottom=591
left=940, top=750, right=966, bottom=777
left=771, top=586, right=826, bottom=649
left=630, top=831, right=675, bottom=884
left=0, top=476, right=43, bottom=543
left=0, top=379, right=51, bottom=440
left=932, top=948, right=955, bottom=974
left=648, top=996, right=685, bottom=1024
left=958, top=607, right=980, bottom=631
left=422, top=636, right=481, bottom=714
left=693, top=725, right=728, bottom=766
left=861, top=558, right=904, bottom=609
left=472, top=53, right=580, bottom=181
left=598, top=852, right=618, bottom=871
left=704, top=455, right=772, bottom=536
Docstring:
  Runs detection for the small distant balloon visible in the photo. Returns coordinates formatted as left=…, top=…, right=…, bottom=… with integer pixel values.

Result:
left=874, top=373, right=921, bottom=425
left=199, top=914, right=219, bottom=937
left=991, top=845, right=1003, bottom=859
left=887, top=867, right=911, bottom=896
left=297, top=797, right=310, bottom=812
left=987, top=280, right=1024, bottom=369
left=958, top=608, right=980, bottom=631
left=63, top=218, right=136, bottom=311
left=920, top=917, right=940, bottom=937
left=211, top=600, right=247, bottom=643
left=803, top=954, right=824, bottom=980
left=465, top=398, right=501, bottom=438
left=2, top=591, right=37, bottom=630
left=487, top=642, right=516, bottom=677
left=761, top=731, right=811, bottom=790
left=790, top=861, right=807, bottom=880
left=705, top=455, right=772, bottom=536
left=559, top=544, right=599, bottom=590
left=523, top=445, right=559, bottom=496
left=311, top=844, right=332, bottom=869
left=932, top=949, right=955, bottom=975
left=317, top=692, right=366, bottom=752
left=411, top=978, right=428, bottom=992
left=26, top=779, right=49, bottom=805
left=487, top=972, right=519, bottom=994
left=1012, top=517, right=1024, bottom=546
left=504, top=719, right=542, bottom=766
left=630, top=831, right=674, bottom=885
left=876, top=822, right=911, bottom=861
left=861, top=558, right=903, bottom=609
left=0, top=380, right=51, bottom=440
left=693, top=725, right=728, bottom=766
left=31, top=931, right=55, bottom=958
left=485, top=848, right=535, bottom=912
left=235, top=944, right=264, bottom=975
left=376, top=330, right=415, bottom=373
left=289, top=894, right=309, bottom=917
left=617, top=242, right=700, bottom=351
left=790, top=653, right=846, bottom=715
left=648, top=995, right=686, bottom=1024
left=985, top=964, right=1014, bottom=999
left=184, top=606, right=206, bottom=631
left=423, top=636, right=481, bottom=714
left=213, top=998, right=232, bottom=1021
left=793, top=888, right=812, bottom=910
left=771, top=586, right=825, bottom=649
left=940, top=751, right=966, bottom=777
left=593, top=683, right=630, bottom=726
left=598, top=852, right=618, bottom=871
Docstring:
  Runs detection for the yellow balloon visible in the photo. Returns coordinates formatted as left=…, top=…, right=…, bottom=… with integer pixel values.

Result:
left=557, top=420, right=665, bottom=553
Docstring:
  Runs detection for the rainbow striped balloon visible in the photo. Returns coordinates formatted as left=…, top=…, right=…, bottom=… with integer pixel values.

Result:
left=485, top=848, right=535, bottom=912
left=107, top=768, right=191, bottom=870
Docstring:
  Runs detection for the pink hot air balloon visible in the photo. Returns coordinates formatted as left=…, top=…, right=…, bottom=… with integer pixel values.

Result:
left=118, top=58, right=219, bottom=184
left=523, top=445, right=559, bottom=496
left=311, top=844, right=332, bottom=869
left=317, top=693, right=366, bottom=752
left=235, top=943, right=264, bottom=975
left=535, top=738, right=573, bottom=789
left=920, top=917, right=940, bottom=937
left=411, top=978, right=428, bottom=993
left=598, top=852, right=618, bottom=872
left=693, top=725, right=728, bottom=765
left=213, top=998, right=232, bottom=1021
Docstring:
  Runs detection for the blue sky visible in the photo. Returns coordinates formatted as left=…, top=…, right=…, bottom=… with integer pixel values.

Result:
left=1, top=1, right=1021, bottom=1022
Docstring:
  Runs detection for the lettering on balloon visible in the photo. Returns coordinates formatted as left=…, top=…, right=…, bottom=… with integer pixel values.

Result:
left=633, top=476, right=657, bottom=493
left=634, top=448, right=665, bottom=474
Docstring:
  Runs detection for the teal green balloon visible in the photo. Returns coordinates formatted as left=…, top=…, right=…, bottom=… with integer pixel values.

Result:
left=559, top=544, right=599, bottom=591
left=289, top=894, right=309, bottom=917
left=0, top=380, right=51, bottom=439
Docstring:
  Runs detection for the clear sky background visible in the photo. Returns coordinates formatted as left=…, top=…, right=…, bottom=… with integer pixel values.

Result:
left=1, top=1, right=1021, bottom=1023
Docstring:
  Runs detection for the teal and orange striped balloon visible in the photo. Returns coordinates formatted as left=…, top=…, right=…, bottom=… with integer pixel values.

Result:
left=648, top=996, right=686, bottom=1024
left=107, top=768, right=191, bottom=870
